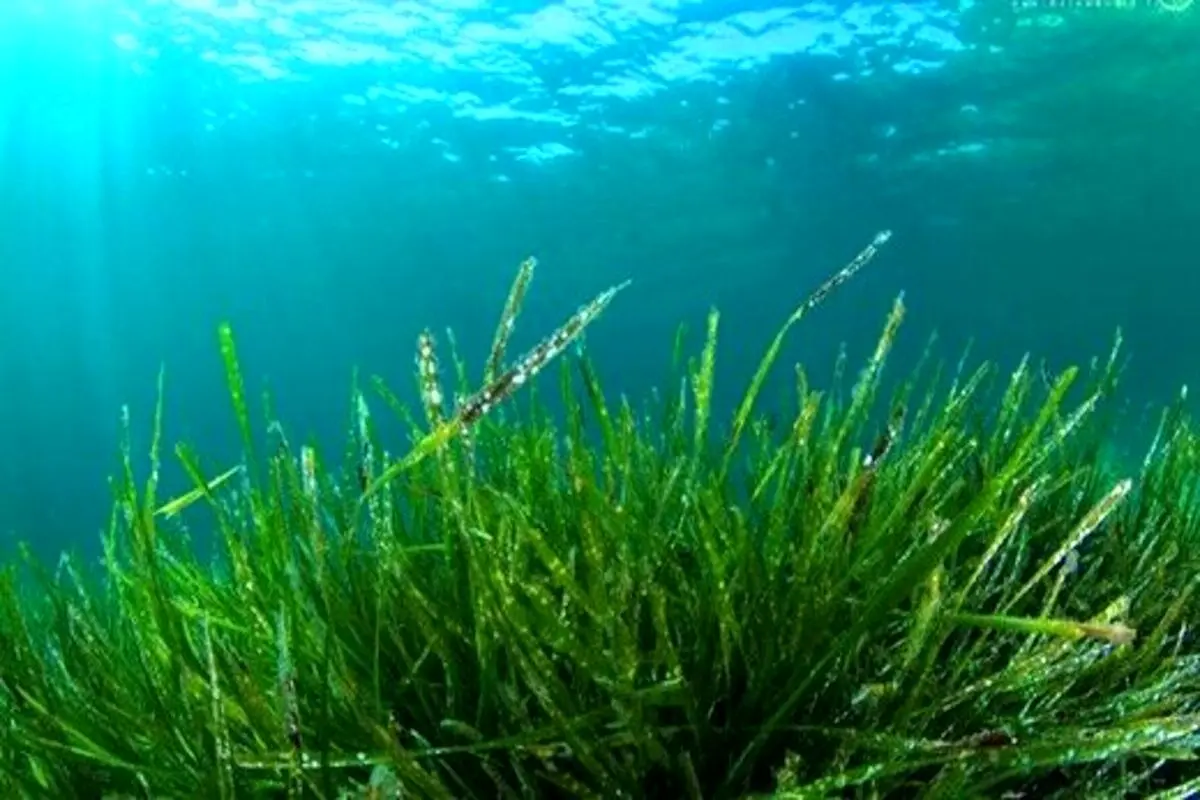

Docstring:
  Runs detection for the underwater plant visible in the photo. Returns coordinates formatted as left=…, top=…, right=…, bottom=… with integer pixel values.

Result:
left=3, top=231, right=1200, bottom=799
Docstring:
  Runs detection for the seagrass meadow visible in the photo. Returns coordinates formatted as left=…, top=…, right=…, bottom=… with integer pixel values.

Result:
left=4, top=231, right=1200, bottom=800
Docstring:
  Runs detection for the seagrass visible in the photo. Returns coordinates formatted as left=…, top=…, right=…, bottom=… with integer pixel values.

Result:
left=2, top=232, right=1200, bottom=799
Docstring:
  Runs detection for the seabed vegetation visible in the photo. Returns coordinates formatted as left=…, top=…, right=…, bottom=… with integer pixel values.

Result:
left=4, top=231, right=1200, bottom=799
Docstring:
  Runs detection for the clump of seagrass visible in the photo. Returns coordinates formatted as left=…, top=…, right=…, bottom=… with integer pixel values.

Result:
left=11, top=228, right=1198, bottom=800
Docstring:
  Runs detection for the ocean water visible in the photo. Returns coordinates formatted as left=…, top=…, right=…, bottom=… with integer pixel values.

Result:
left=0, top=0, right=1196, bottom=562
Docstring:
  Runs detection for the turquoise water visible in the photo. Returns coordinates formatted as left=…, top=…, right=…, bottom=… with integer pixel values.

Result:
left=0, top=0, right=1196, bottom=559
